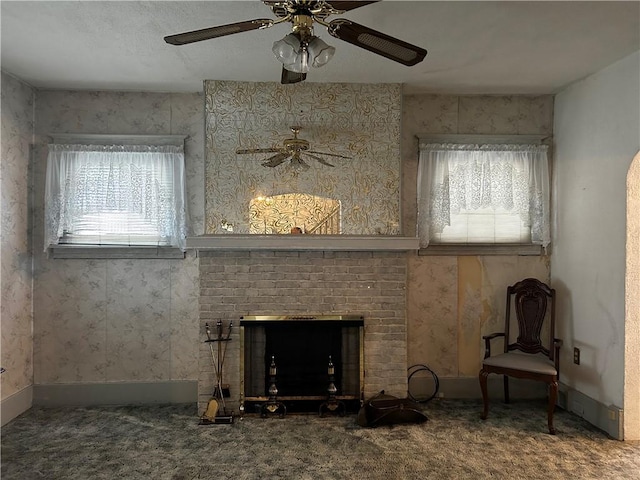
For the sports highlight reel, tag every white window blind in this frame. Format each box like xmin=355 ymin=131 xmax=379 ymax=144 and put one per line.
xmin=417 ymin=142 xmax=550 ymax=249
xmin=44 ymin=143 xmax=188 ymax=251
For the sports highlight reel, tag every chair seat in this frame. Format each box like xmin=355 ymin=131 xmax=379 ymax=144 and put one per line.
xmin=483 ymin=352 xmax=557 ymax=376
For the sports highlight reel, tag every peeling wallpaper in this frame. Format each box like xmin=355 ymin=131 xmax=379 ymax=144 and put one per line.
xmin=1 ymin=72 xmax=35 ymax=400
xmin=204 ymin=81 xmax=402 ymax=235
xmin=402 ymin=94 xmax=554 ymax=378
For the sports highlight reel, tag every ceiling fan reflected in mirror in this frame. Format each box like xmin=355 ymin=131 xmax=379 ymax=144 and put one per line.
xmin=236 ymin=126 xmax=351 ymax=169
xmin=164 ymin=0 xmax=427 ymax=84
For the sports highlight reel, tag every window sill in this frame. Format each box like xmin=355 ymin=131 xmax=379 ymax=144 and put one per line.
xmin=418 ymin=244 xmax=544 ymax=256
xmin=49 ymin=245 xmax=185 ymax=259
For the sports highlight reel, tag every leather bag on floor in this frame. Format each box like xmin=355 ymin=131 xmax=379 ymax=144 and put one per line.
xmin=357 ymin=391 xmax=428 ymax=427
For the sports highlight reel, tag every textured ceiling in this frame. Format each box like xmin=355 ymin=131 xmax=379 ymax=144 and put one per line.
xmin=1 ymin=1 xmax=639 ymax=94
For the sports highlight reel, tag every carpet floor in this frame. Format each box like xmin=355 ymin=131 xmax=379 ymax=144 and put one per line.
xmin=2 ymin=399 xmax=639 ymax=480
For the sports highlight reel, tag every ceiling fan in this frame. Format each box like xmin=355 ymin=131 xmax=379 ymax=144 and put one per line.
xmin=236 ymin=126 xmax=351 ymax=169
xmin=164 ymin=0 xmax=427 ymax=84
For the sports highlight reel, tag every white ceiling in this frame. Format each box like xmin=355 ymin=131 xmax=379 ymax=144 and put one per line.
xmin=1 ymin=1 xmax=639 ymax=94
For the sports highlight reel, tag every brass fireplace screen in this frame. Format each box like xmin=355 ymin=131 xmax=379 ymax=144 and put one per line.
xmin=239 ymin=315 xmax=364 ymax=412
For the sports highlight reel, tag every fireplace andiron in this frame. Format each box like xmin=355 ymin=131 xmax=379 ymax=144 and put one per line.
xmin=200 ymin=320 xmax=234 ymax=425
xmin=319 ymin=356 xmax=346 ymax=417
xmin=261 ymin=355 xmax=287 ymax=418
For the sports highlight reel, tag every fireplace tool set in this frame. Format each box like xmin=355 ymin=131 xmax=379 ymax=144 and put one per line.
xmin=200 ymin=320 xmax=234 ymax=425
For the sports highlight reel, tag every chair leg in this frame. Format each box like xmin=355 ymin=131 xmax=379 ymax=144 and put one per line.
xmin=479 ymin=369 xmax=489 ymax=420
xmin=547 ymin=381 xmax=558 ymax=435
xmin=503 ymin=375 xmax=510 ymax=404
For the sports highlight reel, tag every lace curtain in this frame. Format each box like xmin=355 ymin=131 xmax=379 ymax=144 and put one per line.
xmin=417 ymin=143 xmax=550 ymax=248
xmin=44 ymin=144 xmax=188 ymax=251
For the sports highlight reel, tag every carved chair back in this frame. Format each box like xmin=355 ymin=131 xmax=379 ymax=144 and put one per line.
xmin=504 ymin=278 xmax=556 ymax=361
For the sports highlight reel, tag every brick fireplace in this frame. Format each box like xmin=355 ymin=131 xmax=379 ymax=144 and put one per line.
xmin=197 ymin=248 xmax=411 ymax=414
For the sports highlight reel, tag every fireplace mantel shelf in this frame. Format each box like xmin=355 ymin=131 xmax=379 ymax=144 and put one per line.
xmin=186 ymin=235 xmax=419 ymax=251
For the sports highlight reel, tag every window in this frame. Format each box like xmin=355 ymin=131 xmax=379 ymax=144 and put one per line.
xmin=45 ymin=143 xmax=188 ymax=252
xmin=417 ymin=141 xmax=550 ymax=250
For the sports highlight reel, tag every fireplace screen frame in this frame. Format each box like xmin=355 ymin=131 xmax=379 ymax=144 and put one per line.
xmin=239 ymin=315 xmax=365 ymax=410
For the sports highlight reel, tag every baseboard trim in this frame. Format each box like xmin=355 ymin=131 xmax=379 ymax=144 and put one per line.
xmin=557 ymin=383 xmax=623 ymax=440
xmin=433 ymin=376 xmax=547 ymax=399
xmin=33 ymin=381 xmax=197 ymax=407
xmin=1 ymin=385 xmax=33 ymax=426
xmin=413 ymin=377 xmax=623 ymax=439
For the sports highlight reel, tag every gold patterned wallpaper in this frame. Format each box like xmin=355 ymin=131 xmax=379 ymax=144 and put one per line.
xmin=204 ymin=81 xmax=401 ymax=234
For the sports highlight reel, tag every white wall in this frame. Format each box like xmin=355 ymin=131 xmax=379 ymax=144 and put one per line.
xmin=552 ymin=51 xmax=640 ymax=423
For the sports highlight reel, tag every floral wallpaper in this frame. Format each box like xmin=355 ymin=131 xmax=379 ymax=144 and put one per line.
xmin=31 ymin=90 xmax=204 ymax=384
xmin=1 ymin=72 xmax=35 ymax=401
xmin=401 ymin=94 xmax=554 ymax=378
xmin=204 ymin=81 xmax=402 ymax=235
xmin=1 ymin=73 xmax=556 ymax=404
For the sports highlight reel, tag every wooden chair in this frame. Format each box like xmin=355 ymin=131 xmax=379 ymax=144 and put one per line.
xmin=479 ymin=278 xmax=562 ymax=434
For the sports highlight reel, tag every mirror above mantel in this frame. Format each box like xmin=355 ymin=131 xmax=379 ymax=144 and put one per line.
xmin=203 ymin=80 xmax=404 ymax=238
xmin=249 ymin=193 xmax=341 ymax=235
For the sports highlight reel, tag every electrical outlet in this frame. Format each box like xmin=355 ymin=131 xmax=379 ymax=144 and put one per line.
xmin=573 ymin=347 xmax=580 ymax=365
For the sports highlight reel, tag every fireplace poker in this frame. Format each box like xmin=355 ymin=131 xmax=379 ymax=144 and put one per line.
xmin=200 ymin=323 xmax=221 ymax=423
xmin=205 ymin=321 xmax=233 ymax=410
xmin=214 ymin=320 xmax=232 ymax=401
xmin=204 ymin=323 xmax=227 ymax=413
xmin=219 ymin=321 xmax=233 ymax=382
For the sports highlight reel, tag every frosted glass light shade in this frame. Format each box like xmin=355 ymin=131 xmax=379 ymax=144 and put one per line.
xmin=308 ymin=37 xmax=335 ymax=68
xmin=272 ymin=33 xmax=301 ymax=65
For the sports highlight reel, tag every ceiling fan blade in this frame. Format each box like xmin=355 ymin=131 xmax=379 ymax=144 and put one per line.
xmin=308 ymin=150 xmax=352 ymax=159
xmin=236 ymin=148 xmax=281 ymax=154
xmin=261 ymin=153 xmax=290 ymax=168
xmin=305 ymin=153 xmax=335 ymax=167
xmin=165 ymin=19 xmax=273 ymax=45
xmin=327 ymin=19 xmax=427 ymax=66
xmin=281 ymin=67 xmax=307 ymax=85
xmin=327 ymin=1 xmax=380 ymax=12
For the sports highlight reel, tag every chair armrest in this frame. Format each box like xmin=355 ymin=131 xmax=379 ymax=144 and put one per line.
xmin=553 ymin=338 xmax=563 ymax=374
xmin=482 ymin=332 xmax=505 ymax=359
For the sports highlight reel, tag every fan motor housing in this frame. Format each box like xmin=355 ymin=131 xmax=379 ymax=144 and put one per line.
xmin=284 ymin=138 xmax=310 ymax=151
xmin=271 ymin=0 xmax=328 ymax=17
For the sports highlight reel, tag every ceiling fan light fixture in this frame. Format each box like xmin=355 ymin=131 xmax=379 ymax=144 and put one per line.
xmin=166 ymin=1 xmax=428 ymax=83
xmin=273 ymin=32 xmax=335 ymax=73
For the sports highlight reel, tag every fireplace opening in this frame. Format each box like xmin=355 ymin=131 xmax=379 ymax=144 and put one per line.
xmin=240 ymin=315 xmax=364 ymax=414
xmin=265 ymin=322 xmax=343 ymax=396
